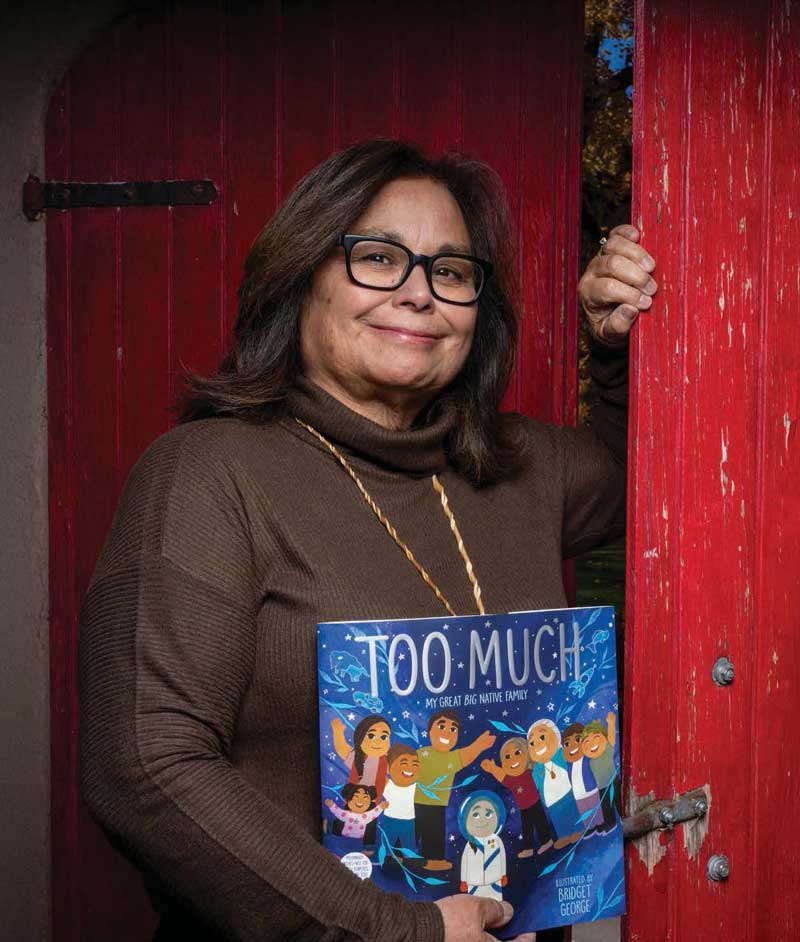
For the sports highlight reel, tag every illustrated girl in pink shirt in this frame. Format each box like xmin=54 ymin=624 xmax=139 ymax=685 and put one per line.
xmin=325 ymin=784 xmax=388 ymax=841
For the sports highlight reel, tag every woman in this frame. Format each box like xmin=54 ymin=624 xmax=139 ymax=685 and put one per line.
xmin=331 ymin=714 xmax=391 ymax=845
xmin=528 ymin=720 xmax=581 ymax=850
xmin=331 ymin=715 xmax=392 ymax=799
xmin=481 ymin=736 xmax=555 ymax=857
xmin=79 ymin=138 xmax=656 ymax=942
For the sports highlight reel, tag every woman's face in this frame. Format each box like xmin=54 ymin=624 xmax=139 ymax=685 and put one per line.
xmin=466 ymin=799 xmax=499 ymax=838
xmin=500 ymin=742 xmax=528 ymax=777
xmin=361 ymin=721 xmax=391 ymax=757
xmin=300 ymin=177 xmax=478 ymax=424
xmin=528 ymin=724 xmax=559 ymax=764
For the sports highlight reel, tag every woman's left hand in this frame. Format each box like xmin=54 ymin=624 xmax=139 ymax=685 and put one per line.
xmin=578 ymin=224 xmax=657 ymax=345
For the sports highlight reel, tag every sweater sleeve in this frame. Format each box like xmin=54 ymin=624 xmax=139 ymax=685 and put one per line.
xmin=364 ymin=805 xmax=386 ymax=824
xmin=560 ymin=334 xmax=629 ymax=559
xmin=78 ymin=424 xmax=443 ymax=942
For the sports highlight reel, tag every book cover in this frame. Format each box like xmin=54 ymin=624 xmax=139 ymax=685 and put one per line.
xmin=317 ymin=606 xmax=625 ymax=936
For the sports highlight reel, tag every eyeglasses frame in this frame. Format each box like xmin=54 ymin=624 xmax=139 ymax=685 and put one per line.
xmin=338 ymin=234 xmax=493 ymax=306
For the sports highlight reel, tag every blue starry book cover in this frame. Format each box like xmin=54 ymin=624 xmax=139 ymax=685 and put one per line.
xmin=316 ymin=606 xmax=625 ymax=936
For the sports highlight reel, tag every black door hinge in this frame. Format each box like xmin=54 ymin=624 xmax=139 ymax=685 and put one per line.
xmin=23 ymin=174 xmax=218 ymax=220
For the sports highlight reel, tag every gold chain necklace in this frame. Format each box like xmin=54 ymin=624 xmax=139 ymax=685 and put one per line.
xmin=294 ymin=417 xmax=485 ymax=617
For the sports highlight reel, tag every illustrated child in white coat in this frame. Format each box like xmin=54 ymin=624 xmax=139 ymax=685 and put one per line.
xmin=458 ymin=790 xmax=508 ymax=901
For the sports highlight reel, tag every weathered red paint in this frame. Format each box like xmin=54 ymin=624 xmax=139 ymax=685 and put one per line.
xmin=45 ymin=3 xmax=582 ymax=939
xmin=626 ymin=0 xmax=800 ymax=939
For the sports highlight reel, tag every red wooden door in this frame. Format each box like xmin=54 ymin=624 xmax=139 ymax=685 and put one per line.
xmin=46 ymin=2 xmax=583 ymax=939
xmin=626 ymin=0 xmax=800 ymax=939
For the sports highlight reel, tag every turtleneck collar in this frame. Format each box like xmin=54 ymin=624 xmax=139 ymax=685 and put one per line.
xmin=284 ymin=376 xmax=455 ymax=475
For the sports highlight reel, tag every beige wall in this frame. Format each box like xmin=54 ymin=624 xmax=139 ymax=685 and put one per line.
xmin=0 ymin=2 xmax=127 ymax=937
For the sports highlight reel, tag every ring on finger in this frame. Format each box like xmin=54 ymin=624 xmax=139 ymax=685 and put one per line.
xmin=597 ymin=236 xmax=608 ymax=257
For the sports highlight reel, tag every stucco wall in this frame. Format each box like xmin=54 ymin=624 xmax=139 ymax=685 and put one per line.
xmin=0 ymin=2 xmax=127 ymax=937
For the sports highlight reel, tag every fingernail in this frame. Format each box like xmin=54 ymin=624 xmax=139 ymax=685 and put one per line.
xmin=640 ymin=256 xmax=655 ymax=272
xmin=643 ymin=278 xmax=657 ymax=295
xmin=638 ymin=294 xmax=652 ymax=308
xmin=623 ymin=307 xmax=639 ymax=321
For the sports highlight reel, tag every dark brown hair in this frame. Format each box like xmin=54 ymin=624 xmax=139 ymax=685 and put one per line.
xmin=427 ymin=709 xmax=461 ymax=733
xmin=387 ymin=743 xmax=417 ymax=765
xmin=351 ymin=714 xmax=391 ymax=779
xmin=175 ymin=138 xmax=524 ymax=483
xmin=341 ymin=783 xmax=377 ymax=809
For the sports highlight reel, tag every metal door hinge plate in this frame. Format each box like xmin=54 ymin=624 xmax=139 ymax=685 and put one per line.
xmin=622 ymin=786 xmax=708 ymax=841
xmin=23 ymin=175 xmax=218 ymax=220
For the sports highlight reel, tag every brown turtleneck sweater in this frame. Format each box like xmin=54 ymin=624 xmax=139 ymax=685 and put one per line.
xmin=79 ymin=342 xmax=627 ymax=942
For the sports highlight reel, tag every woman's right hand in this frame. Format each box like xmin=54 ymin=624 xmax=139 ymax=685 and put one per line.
xmin=434 ymin=895 xmax=536 ymax=942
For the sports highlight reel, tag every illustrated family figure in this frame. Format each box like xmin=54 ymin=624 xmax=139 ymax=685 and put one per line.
xmin=483 ymin=711 xmax=621 ymax=856
xmin=325 ymin=708 xmax=620 ymax=900
xmin=328 ymin=710 xmax=495 ymax=870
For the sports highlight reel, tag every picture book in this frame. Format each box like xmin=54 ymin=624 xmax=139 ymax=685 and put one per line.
xmin=316 ymin=606 xmax=625 ymax=936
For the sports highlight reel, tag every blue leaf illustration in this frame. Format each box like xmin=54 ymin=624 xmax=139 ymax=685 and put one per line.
xmin=582 ymin=608 xmax=603 ymax=631
xmin=489 ymin=720 xmax=517 ymax=734
xmin=576 ymin=804 xmax=601 ymax=823
xmin=608 ymin=783 xmax=615 ymax=805
xmin=396 ymin=845 xmax=423 ymax=859
xmin=319 ymin=669 xmax=346 ymax=689
xmin=396 ymin=724 xmax=421 ymax=745
xmin=454 ymin=774 xmax=479 ymax=789
xmin=403 ymin=869 xmax=417 ymax=891
xmin=377 ymin=842 xmax=386 ymax=866
xmin=608 ymin=894 xmax=624 ymax=907
xmin=596 ymin=885 xmax=605 ymax=910
xmin=420 ymin=876 xmax=449 ymax=885
xmin=539 ymin=862 xmax=558 ymax=876
xmin=565 ymin=849 xmax=576 ymax=869
xmin=417 ymin=784 xmax=439 ymax=800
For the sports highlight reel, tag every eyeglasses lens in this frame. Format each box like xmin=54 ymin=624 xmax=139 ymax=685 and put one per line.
xmin=349 ymin=241 xmax=409 ymax=288
xmin=431 ymin=256 xmax=483 ymax=303
xmin=349 ymin=240 xmax=483 ymax=303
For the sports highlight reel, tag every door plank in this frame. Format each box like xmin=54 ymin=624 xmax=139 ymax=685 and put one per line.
xmin=171 ymin=0 xmax=225 ymax=380
xmin=46 ymin=4 xmax=585 ymax=938
xmin=628 ymin=1 xmax=800 ymax=940
xmin=119 ymin=8 xmax=172 ymax=478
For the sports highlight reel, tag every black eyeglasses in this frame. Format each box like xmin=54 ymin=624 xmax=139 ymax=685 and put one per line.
xmin=339 ymin=234 xmax=493 ymax=305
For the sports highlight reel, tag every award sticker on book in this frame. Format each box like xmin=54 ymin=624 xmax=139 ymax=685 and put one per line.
xmin=317 ymin=606 xmax=625 ymax=937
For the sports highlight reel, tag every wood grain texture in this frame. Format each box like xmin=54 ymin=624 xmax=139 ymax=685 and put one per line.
xmin=46 ymin=3 xmax=583 ymax=938
xmin=748 ymin=3 xmax=800 ymax=939
xmin=171 ymin=1 xmax=225 ymax=378
xmin=119 ymin=11 xmax=172 ymax=478
xmin=516 ymin=0 xmax=583 ymax=424
xmin=46 ymin=75 xmax=78 ymax=942
xmin=627 ymin=1 xmax=800 ymax=939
